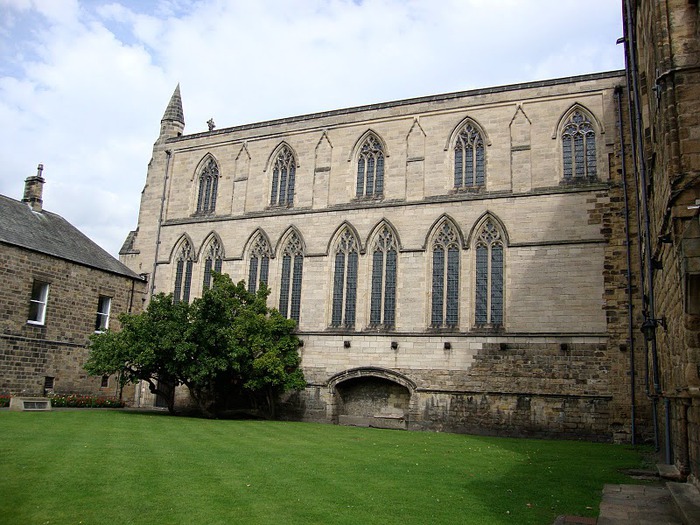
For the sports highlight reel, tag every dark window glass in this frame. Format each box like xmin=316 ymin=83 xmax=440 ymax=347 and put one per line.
xmin=196 ymin=158 xmax=219 ymax=214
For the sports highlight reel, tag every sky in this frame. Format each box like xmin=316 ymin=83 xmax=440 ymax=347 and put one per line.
xmin=0 ymin=0 xmax=625 ymax=257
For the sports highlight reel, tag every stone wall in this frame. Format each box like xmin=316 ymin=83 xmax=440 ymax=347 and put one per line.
xmin=629 ymin=0 xmax=700 ymax=480
xmin=0 ymin=243 xmax=146 ymax=397
xmin=124 ymin=70 xmax=645 ymax=442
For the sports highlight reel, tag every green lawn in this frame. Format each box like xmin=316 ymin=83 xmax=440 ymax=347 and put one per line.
xmin=0 ymin=411 xmax=649 ymax=525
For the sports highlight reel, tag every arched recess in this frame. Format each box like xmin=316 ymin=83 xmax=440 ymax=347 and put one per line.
xmin=328 ymin=367 xmax=416 ymax=428
xmin=198 ymin=231 xmax=225 ymax=260
xmin=263 ymin=141 xmax=299 ymax=172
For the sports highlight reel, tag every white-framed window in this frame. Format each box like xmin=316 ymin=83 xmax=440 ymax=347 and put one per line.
xmin=95 ymin=295 xmax=112 ymax=332
xmin=28 ymin=280 xmax=49 ymax=325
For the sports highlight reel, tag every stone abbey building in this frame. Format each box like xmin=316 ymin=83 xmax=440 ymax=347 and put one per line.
xmin=114 ymin=2 xmax=700 ymax=484
xmin=121 ymin=69 xmax=643 ymax=441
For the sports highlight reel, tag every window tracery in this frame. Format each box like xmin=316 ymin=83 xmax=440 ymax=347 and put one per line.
xmin=196 ymin=158 xmax=219 ymax=214
xmin=356 ymin=135 xmax=384 ymax=198
xmin=562 ymin=110 xmax=596 ymax=181
xmin=370 ymin=226 xmax=397 ymax=329
xmin=454 ymin=124 xmax=485 ymax=189
xmin=202 ymin=238 xmax=223 ymax=291
xmin=331 ymin=229 xmax=359 ymax=328
xmin=174 ymin=240 xmax=194 ymax=303
xmin=475 ymin=219 xmax=503 ymax=327
xmin=248 ymin=234 xmax=271 ymax=294
xmin=279 ymin=232 xmax=304 ymax=323
xmin=270 ymin=146 xmax=296 ymax=207
xmin=431 ymin=221 xmax=460 ymax=328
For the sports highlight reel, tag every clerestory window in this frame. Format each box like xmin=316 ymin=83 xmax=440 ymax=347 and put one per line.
xmin=331 ymin=229 xmax=359 ymax=328
xmin=474 ymin=219 xmax=504 ymax=327
xmin=270 ymin=146 xmax=296 ymax=207
xmin=369 ymin=226 xmax=397 ymax=329
xmin=279 ymin=232 xmax=304 ymax=324
xmin=454 ymin=124 xmax=485 ymax=189
xmin=431 ymin=222 xmax=460 ymax=328
xmin=356 ymin=135 xmax=384 ymax=198
xmin=173 ymin=241 xmax=194 ymax=303
xmin=562 ymin=110 xmax=596 ymax=181
xmin=248 ymin=234 xmax=271 ymax=294
xmin=196 ymin=158 xmax=219 ymax=214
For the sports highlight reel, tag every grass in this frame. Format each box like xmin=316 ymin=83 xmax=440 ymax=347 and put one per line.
xmin=0 ymin=411 xmax=650 ymax=525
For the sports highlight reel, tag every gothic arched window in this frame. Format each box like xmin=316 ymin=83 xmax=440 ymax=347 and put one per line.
xmin=174 ymin=240 xmax=194 ymax=303
xmin=370 ymin=226 xmax=397 ymax=329
xmin=270 ymin=146 xmax=296 ymax=207
xmin=202 ymin=238 xmax=223 ymax=291
xmin=356 ymin=135 xmax=384 ymax=198
xmin=279 ymin=232 xmax=304 ymax=324
xmin=331 ymin=229 xmax=359 ymax=328
xmin=431 ymin=221 xmax=460 ymax=328
xmin=454 ymin=124 xmax=485 ymax=189
xmin=475 ymin=219 xmax=504 ymax=327
xmin=196 ymin=158 xmax=219 ymax=214
xmin=562 ymin=110 xmax=596 ymax=181
xmin=248 ymin=234 xmax=271 ymax=294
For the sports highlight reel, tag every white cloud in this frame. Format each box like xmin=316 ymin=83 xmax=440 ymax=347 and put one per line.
xmin=0 ymin=0 xmax=623 ymax=256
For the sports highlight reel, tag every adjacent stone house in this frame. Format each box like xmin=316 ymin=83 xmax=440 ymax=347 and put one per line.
xmin=0 ymin=167 xmax=147 ymax=399
xmin=121 ymin=70 xmax=644 ymax=441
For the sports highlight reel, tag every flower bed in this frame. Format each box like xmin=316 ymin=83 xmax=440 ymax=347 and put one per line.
xmin=48 ymin=394 xmax=124 ymax=408
xmin=0 ymin=395 xmax=10 ymax=408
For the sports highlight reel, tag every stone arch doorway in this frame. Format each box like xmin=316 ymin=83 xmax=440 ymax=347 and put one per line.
xmin=328 ymin=368 xmax=415 ymax=430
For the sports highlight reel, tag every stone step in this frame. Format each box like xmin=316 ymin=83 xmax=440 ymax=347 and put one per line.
xmin=666 ymin=482 xmax=700 ymax=525
xmin=657 ymin=463 xmax=687 ymax=482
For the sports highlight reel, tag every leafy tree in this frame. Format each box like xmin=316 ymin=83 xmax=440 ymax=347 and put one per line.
xmin=86 ymin=273 xmax=305 ymax=417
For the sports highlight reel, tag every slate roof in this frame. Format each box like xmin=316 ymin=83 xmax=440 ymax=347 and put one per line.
xmin=0 ymin=193 xmax=142 ymax=280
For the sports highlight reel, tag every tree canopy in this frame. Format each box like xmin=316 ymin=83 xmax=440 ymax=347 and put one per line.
xmin=86 ymin=273 xmax=305 ymax=417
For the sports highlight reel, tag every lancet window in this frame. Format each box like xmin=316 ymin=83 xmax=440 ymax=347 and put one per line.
xmin=562 ymin=110 xmax=596 ymax=181
xmin=270 ymin=146 xmax=296 ymax=207
xmin=331 ymin=229 xmax=359 ymax=328
xmin=196 ymin=158 xmax=219 ymax=214
xmin=248 ymin=234 xmax=271 ymax=294
xmin=475 ymin=219 xmax=504 ymax=327
xmin=279 ymin=232 xmax=304 ymax=324
xmin=454 ymin=124 xmax=485 ymax=189
xmin=202 ymin=238 xmax=223 ymax=291
xmin=370 ymin=226 xmax=397 ymax=329
xmin=431 ymin=222 xmax=460 ymax=328
xmin=356 ymin=135 xmax=384 ymax=198
xmin=173 ymin=240 xmax=194 ymax=303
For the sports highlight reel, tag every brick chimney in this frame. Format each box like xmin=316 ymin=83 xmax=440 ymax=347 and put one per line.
xmin=22 ymin=164 xmax=45 ymax=212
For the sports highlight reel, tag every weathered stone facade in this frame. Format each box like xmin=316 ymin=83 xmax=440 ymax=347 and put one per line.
xmin=0 ymin=177 xmax=147 ymax=399
xmin=122 ymin=71 xmax=644 ymax=441
xmin=623 ymin=0 xmax=700 ymax=482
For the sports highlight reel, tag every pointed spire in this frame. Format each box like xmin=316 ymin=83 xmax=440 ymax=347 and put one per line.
xmin=162 ymin=84 xmax=184 ymax=125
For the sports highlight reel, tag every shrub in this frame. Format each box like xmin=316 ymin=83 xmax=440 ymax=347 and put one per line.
xmin=48 ymin=394 xmax=124 ymax=408
xmin=0 ymin=395 xmax=10 ymax=408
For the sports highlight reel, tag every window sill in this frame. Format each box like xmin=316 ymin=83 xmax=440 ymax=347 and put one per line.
xmin=26 ymin=320 xmax=45 ymax=326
